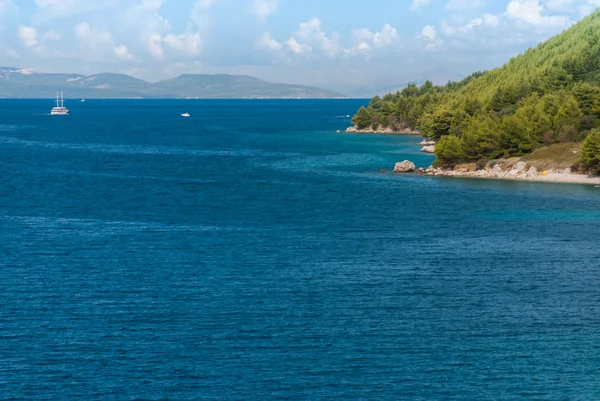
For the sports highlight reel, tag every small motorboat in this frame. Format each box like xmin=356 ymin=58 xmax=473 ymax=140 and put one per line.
xmin=181 ymin=112 xmax=190 ymax=117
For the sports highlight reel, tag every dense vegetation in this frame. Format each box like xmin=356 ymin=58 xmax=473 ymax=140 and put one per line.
xmin=352 ymin=10 xmax=600 ymax=171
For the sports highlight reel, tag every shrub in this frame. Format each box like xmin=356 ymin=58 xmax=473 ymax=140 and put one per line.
xmin=558 ymin=124 xmax=577 ymax=142
xmin=476 ymin=159 xmax=489 ymax=170
xmin=579 ymin=115 xmax=598 ymax=130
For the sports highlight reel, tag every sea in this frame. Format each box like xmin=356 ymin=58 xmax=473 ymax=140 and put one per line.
xmin=1 ymin=99 xmax=600 ymax=400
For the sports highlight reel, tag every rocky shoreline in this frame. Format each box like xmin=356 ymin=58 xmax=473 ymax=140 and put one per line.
xmin=419 ymin=140 xmax=436 ymax=154
xmin=398 ymin=160 xmax=600 ymax=185
xmin=346 ymin=125 xmax=419 ymax=135
xmin=349 ymin=125 xmax=598 ymax=185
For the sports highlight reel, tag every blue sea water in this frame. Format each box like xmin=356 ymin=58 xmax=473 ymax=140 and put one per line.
xmin=1 ymin=99 xmax=600 ymax=400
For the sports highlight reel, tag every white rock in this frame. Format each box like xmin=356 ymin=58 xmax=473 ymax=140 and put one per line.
xmin=526 ymin=167 xmax=538 ymax=178
xmin=514 ymin=161 xmax=527 ymax=173
xmin=491 ymin=164 xmax=502 ymax=177
xmin=394 ymin=160 xmax=416 ymax=173
xmin=419 ymin=140 xmax=436 ymax=146
xmin=421 ymin=145 xmax=436 ymax=154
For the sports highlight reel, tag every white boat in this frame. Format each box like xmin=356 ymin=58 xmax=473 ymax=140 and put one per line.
xmin=81 ymin=99 xmax=86 ymax=103
xmin=181 ymin=112 xmax=190 ymax=117
xmin=51 ymin=92 xmax=68 ymax=115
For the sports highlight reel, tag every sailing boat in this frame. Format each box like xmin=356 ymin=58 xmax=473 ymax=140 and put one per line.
xmin=51 ymin=92 xmax=68 ymax=115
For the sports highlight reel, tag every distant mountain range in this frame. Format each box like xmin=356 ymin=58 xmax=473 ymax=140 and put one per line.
xmin=0 ymin=67 xmax=345 ymax=99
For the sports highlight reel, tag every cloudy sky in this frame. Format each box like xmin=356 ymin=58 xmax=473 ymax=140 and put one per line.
xmin=0 ymin=0 xmax=599 ymax=91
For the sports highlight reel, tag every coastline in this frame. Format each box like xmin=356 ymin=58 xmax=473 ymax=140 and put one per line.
xmin=346 ymin=125 xmax=420 ymax=135
xmin=422 ymin=162 xmax=600 ymax=185
xmin=344 ymin=123 xmax=598 ymax=185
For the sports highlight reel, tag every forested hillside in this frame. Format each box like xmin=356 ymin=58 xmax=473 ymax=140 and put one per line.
xmin=352 ymin=9 xmax=600 ymax=171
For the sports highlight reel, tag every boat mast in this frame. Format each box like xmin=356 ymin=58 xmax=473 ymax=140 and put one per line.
xmin=61 ymin=92 xmax=64 ymax=108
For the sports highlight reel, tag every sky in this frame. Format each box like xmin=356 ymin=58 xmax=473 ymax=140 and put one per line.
xmin=1 ymin=0 xmax=599 ymax=92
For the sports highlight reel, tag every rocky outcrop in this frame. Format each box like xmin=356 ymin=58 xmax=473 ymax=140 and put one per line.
xmin=526 ymin=167 xmax=539 ymax=178
xmin=420 ymin=161 xmax=600 ymax=184
xmin=346 ymin=125 xmax=420 ymax=134
xmin=419 ymin=140 xmax=436 ymax=146
xmin=394 ymin=160 xmax=416 ymax=173
xmin=421 ymin=145 xmax=436 ymax=154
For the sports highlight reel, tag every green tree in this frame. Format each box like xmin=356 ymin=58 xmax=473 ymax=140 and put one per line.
xmin=572 ymin=82 xmax=599 ymax=114
xmin=434 ymin=135 xmax=465 ymax=167
xmin=352 ymin=106 xmax=373 ymax=129
xmin=580 ymin=129 xmax=600 ymax=172
xmin=428 ymin=109 xmax=455 ymax=140
xmin=515 ymin=94 xmax=553 ymax=142
xmin=368 ymin=96 xmax=383 ymax=111
xmin=499 ymin=115 xmax=539 ymax=156
xmin=461 ymin=114 xmax=503 ymax=160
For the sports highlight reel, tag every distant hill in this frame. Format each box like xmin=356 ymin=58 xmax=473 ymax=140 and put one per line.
xmin=351 ymin=9 xmax=600 ymax=170
xmin=0 ymin=68 xmax=345 ymax=99
xmin=332 ymin=68 xmax=465 ymax=98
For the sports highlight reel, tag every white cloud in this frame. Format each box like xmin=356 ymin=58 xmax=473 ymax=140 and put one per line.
xmin=44 ymin=30 xmax=62 ymax=41
xmin=286 ymin=37 xmax=311 ymax=54
xmin=506 ymin=0 xmax=570 ymax=29
xmin=257 ymin=32 xmax=283 ymax=50
xmin=348 ymin=41 xmax=371 ymax=55
xmin=124 ymin=1 xmax=169 ymax=59
xmin=373 ymin=24 xmax=399 ymax=47
xmin=425 ymin=40 xmax=444 ymax=51
xmin=420 ymin=25 xmax=443 ymax=51
xmin=19 ymin=26 xmax=38 ymax=47
xmin=121 ymin=0 xmax=206 ymax=60
xmin=163 ymin=32 xmax=202 ymax=56
xmin=114 ymin=44 xmax=134 ymax=60
xmin=146 ymin=34 xmax=164 ymax=58
xmin=445 ymin=0 xmax=484 ymax=10
xmin=440 ymin=12 xmax=502 ymax=38
xmin=286 ymin=18 xmax=343 ymax=57
xmin=262 ymin=21 xmax=398 ymax=58
xmin=440 ymin=22 xmax=455 ymax=37
xmin=410 ymin=0 xmax=431 ymax=10
xmin=33 ymin=0 xmax=121 ymax=22
xmin=351 ymin=24 xmax=399 ymax=53
xmin=74 ymin=22 xmax=134 ymax=61
xmin=253 ymin=0 xmax=278 ymax=20
xmin=483 ymin=13 xmax=500 ymax=27
xmin=421 ymin=25 xmax=438 ymax=41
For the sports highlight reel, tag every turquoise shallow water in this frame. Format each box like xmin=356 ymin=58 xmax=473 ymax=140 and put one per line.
xmin=1 ymin=99 xmax=600 ymax=399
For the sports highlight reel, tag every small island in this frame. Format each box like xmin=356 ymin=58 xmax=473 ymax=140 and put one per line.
xmin=349 ymin=10 xmax=600 ymax=179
